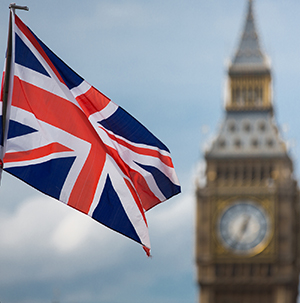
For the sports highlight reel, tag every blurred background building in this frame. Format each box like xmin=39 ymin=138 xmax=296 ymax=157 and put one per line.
xmin=196 ymin=0 xmax=300 ymax=302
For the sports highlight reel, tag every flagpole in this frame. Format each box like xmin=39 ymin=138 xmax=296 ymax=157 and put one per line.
xmin=9 ymin=3 xmax=29 ymax=11
xmin=1 ymin=3 xmax=28 ymax=168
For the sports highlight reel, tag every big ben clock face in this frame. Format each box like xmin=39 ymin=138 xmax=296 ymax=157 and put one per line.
xmin=218 ymin=201 xmax=271 ymax=255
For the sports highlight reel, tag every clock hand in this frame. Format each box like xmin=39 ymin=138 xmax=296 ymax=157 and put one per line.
xmin=231 ymin=215 xmax=251 ymax=248
xmin=239 ymin=214 xmax=251 ymax=238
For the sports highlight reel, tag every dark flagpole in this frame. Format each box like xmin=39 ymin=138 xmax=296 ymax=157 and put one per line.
xmin=1 ymin=3 xmax=28 ymax=167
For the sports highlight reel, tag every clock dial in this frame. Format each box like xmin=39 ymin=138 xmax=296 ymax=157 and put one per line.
xmin=218 ymin=201 xmax=270 ymax=254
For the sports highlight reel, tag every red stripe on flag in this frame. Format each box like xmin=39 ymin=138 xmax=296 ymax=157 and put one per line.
xmin=15 ymin=15 xmax=65 ymax=85
xmin=4 ymin=142 xmax=73 ymax=163
xmin=124 ymin=178 xmax=148 ymax=226
xmin=143 ymin=246 xmax=151 ymax=257
xmin=105 ymin=145 xmax=162 ymax=211
xmin=67 ymin=143 xmax=106 ymax=213
xmin=0 ymin=71 xmax=4 ymax=101
xmin=12 ymin=77 xmax=99 ymax=141
xmin=99 ymin=125 xmax=174 ymax=168
xmin=12 ymin=77 xmax=107 ymax=213
xmin=76 ymin=86 xmax=111 ymax=117
xmin=127 ymin=168 xmax=162 ymax=211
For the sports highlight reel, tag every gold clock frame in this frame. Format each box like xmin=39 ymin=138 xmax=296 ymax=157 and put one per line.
xmin=212 ymin=196 xmax=275 ymax=260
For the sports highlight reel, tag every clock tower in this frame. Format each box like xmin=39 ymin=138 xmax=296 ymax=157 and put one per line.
xmin=196 ymin=1 xmax=300 ymax=303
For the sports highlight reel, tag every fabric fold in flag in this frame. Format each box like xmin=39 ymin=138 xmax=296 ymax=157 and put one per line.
xmin=0 ymin=12 xmax=181 ymax=255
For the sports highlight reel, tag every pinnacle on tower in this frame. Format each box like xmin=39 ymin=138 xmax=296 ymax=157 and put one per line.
xmin=226 ymin=0 xmax=272 ymax=111
xmin=229 ymin=0 xmax=270 ymax=73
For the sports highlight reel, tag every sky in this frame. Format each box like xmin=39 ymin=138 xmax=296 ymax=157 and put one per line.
xmin=0 ymin=0 xmax=300 ymax=302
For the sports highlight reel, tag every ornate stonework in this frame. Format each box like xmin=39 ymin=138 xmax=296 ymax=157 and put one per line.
xmin=196 ymin=1 xmax=300 ymax=302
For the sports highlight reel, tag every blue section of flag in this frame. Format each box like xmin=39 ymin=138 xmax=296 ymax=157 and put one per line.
xmin=7 ymin=119 xmax=37 ymax=139
xmin=135 ymin=162 xmax=181 ymax=199
xmin=15 ymin=33 xmax=50 ymax=77
xmin=6 ymin=157 xmax=76 ymax=199
xmin=0 ymin=116 xmax=37 ymax=145
xmin=29 ymin=30 xmax=84 ymax=90
xmin=98 ymin=107 xmax=170 ymax=152
xmin=92 ymin=175 xmax=141 ymax=244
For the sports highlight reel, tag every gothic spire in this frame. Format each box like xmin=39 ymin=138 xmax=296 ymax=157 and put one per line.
xmin=229 ymin=0 xmax=270 ymax=73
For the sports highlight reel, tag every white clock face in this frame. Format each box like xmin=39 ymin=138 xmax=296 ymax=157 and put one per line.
xmin=218 ymin=201 xmax=270 ymax=254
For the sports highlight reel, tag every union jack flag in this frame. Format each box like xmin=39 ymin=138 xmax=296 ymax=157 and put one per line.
xmin=0 ymin=12 xmax=180 ymax=255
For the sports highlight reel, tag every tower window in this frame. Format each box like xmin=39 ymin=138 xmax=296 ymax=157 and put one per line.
xmin=243 ymin=121 xmax=251 ymax=132
xmin=234 ymin=167 xmax=239 ymax=180
xmin=268 ymin=165 xmax=273 ymax=178
xmin=255 ymin=87 xmax=263 ymax=105
xmin=266 ymin=138 xmax=274 ymax=147
xmin=251 ymin=167 xmax=256 ymax=181
xmin=216 ymin=167 xmax=221 ymax=180
xmin=219 ymin=139 xmax=226 ymax=148
xmin=258 ymin=121 xmax=266 ymax=132
xmin=242 ymin=88 xmax=247 ymax=104
xmin=260 ymin=166 xmax=265 ymax=180
xmin=252 ymin=138 xmax=259 ymax=148
xmin=228 ymin=122 xmax=236 ymax=132
xmin=243 ymin=167 xmax=247 ymax=180
xmin=234 ymin=139 xmax=242 ymax=148
xmin=224 ymin=167 xmax=230 ymax=180
xmin=247 ymin=87 xmax=254 ymax=105
xmin=230 ymin=84 xmax=264 ymax=108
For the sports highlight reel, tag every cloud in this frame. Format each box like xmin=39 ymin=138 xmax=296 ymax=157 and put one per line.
xmin=0 ymin=194 xmax=125 ymax=281
xmin=0 ymin=174 xmax=196 ymax=296
xmin=50 ymin=207 xmax=95 ymax=253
